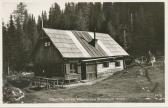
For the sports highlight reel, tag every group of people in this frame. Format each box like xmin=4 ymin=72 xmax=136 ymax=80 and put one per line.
xmin=134 ymin=50 xmax=156 ymax=66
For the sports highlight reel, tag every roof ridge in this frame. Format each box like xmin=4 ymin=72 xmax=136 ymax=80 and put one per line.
xmin=43 ymin=28 xmax=108 ymax=35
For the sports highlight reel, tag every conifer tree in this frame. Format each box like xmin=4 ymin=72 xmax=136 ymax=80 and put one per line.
xmin=48 ymin=3 xmax=61 ymax=28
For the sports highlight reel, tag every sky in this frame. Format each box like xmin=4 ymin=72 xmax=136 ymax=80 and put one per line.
xmin=1 ymin=0 xmax=107 ymax=24
xmin=1 ymin=0 xmax=66 ymax=24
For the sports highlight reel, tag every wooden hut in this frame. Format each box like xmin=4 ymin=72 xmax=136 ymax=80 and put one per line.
xmin=33 ymin=28 xmax=128 ymax=82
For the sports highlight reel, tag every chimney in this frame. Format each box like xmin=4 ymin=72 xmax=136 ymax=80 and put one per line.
xmin=94 ymin=29 xmax=96 ymax=41
xmin=90 ymin=28 xmax=98 ymax=48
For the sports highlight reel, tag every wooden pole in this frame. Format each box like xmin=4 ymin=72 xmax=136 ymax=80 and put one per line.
xmin=95 ymin=61 xmax=97 ymax=78
xmin=121 ymin=56 xmax=126 ymax=69
xmin=41 ymin=17 xmax=44 ymax=39
xmin=41 ymin=17 xmax=43 ymax=28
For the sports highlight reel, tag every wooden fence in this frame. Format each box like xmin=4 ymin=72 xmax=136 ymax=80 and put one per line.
xmin=6 ymin=72 xmax=34 ymax=81
xmin=31 ymin=76 xmax=65 ymax=89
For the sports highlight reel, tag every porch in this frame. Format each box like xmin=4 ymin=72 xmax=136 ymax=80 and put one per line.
xmin=31 ymin=73 xmax=81 ymax=89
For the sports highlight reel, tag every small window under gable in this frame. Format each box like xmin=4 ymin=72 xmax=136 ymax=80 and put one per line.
xmin=44 ymin=42 xmax=51 ymax=47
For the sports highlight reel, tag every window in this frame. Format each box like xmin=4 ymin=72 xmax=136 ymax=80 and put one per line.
xmin=103 ymin=62 xmax=109 ymax=68
xmin=115 ymin=61 xmax=120 ymax=67
xmin=44 ymin=42 xmax=50 ymax=47
xmin=44 ymin=42 xmax=48 ymax=47
xmin=70 ymin=63 xmax=78 ymax=73
xmin=47 ymin=42 xmax=50 ymax=46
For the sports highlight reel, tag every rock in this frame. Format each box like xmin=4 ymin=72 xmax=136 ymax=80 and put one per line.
xmin=3 ymin=87 xmax=24 ymax=103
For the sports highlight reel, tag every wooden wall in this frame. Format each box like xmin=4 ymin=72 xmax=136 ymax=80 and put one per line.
xmin=97 ymin=60 xmax=124 ymax=76
xmin=34 ymin=39 xmax=63 ymax=64
xmin=34 ymin=63 xmax=64 ymax=77
xmin=64 ymin=60 xmax=81 ymax=80
xmin=64 ymin=60 xmax=97 ymax=80
xmin=34 ymin=39 xmax=64 ymax=77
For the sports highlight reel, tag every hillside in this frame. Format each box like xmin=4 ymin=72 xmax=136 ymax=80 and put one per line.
xmin=21 ymin=59 xmax=164 ymax=103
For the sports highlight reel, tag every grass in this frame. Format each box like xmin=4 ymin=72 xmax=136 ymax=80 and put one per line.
xmin=8 ymin=60 xmax=165 ymax=103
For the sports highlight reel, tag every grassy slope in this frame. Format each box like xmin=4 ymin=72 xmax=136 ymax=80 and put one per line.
xmin=22 ymin=60 xmax=164 ymax=103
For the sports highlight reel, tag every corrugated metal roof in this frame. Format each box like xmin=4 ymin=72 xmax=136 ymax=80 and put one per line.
xmin=88 ymin=32 xmax=129 ymax=56
xmin=43 ymin=28 xmax=128 ymax=58
xmin=72 ymin=31 xmax=108 ymax=57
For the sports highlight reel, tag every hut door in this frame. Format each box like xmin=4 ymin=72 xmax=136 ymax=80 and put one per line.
xmin=81 ymin=62 xmax=86 ymax=80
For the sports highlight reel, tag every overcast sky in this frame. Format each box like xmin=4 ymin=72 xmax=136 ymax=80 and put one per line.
xmin=1 ymin=0 xmax=156 ymax=24
xmin=1 ymin=0 xmax=104 ymax=24
xmin=1 ymin=0 xmax=66 ymax=24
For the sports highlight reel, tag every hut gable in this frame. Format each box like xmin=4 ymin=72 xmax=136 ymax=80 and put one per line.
xmin=34 ymin=39 xmax=63 ymax=64
xmin=43 ymin=28 xmax=86 ymax=58
xmin=43 ymin=28 xmax=129 ymax=58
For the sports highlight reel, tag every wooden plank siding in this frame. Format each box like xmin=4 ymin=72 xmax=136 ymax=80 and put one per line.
xmin=34 ymin=38 xmax=64 ymax=77
xmin=34 ymin=63 xmax=64 ymax=77
xmin=97 ymin=60 xmax=124 ymax=77
xmin=34 ymin=39 xmax=63 ymax=64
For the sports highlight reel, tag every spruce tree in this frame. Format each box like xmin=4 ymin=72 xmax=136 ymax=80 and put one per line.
xmin=48 ymin=3 xmax=61 ymax=28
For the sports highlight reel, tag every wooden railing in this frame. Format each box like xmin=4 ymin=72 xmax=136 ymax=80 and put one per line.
xmin=31 ymin=74 xmax=81 ymax=89
xmin=65 ymin=74 xmax=80 ymax=80
xmin=32 ymin=76 xmax=65 ymax=89
xmin=6 ymin=72 xmax=34 ymax=81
